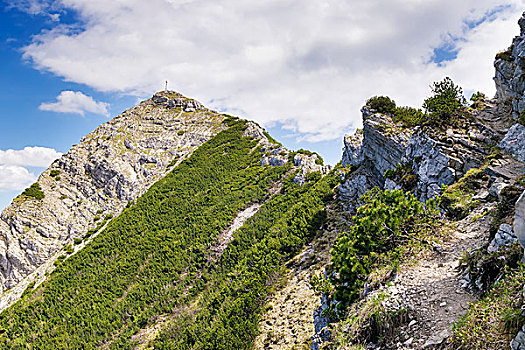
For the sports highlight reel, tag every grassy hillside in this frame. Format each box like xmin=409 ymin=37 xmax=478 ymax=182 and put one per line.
xmin=0 ymin=119 xmax=339 ymax=349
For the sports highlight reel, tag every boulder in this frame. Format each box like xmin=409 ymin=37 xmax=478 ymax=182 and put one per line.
xmin=499 ymin=124 xmax=525 ymax=163
xmin=487 ymin=224 xmax=518 ymax=253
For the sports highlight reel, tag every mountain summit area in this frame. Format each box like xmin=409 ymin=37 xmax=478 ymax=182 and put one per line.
xmin=0 ymin=11 xmax=525 ymax=350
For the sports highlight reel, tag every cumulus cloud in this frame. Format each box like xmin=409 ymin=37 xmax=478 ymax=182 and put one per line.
xmin=0 ymin=165 xmax=36 ymax=191
xmin=0 ymin=147 xmax=62 ymax=167
xmin=0 ymin=147 xmax=62 ymax=192
xmin=21 ymin=0 xmax=525 ymax=140
xmin=39 ymin=91 xmax=110 ymax=116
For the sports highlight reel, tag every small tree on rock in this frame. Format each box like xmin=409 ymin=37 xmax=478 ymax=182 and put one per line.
xmin=423 ymin=77 xmax=466 ymax=124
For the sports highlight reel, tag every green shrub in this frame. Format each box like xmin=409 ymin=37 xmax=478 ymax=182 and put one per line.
xmin=393 ymin=106 xmax=426 ymax=127
xmin=50 ymin=170 xmax=60 ymax=177
xmin=177 ymin=130 xmax=185 ymax=136
xmin=64 ymin=245 xmax=74 ymax=254
xmin=470 ymin=91 xmax=486 ymax=102
xmin=422 ymin=77 xmax=467 ymax=124
xmin=383 ymin=162 xmax=417 ymax=191
xmin=73 ymin=238 xmax=82 ymax=245
xmin=22 ymin=183 xmax=45 ymax=200
xmin=366 ymin=96 xmax=396 ymax=115
xmin=330 ymin=189 xmax=440 ymax=308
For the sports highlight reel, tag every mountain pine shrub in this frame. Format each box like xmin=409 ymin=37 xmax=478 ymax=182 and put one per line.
xmin=366 ymin=96 xmax=397 ymax=115
xmin=330 ymin=189 xmax=440 ymax=309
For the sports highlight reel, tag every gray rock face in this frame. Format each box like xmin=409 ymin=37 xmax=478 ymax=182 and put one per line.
xmin=511 ymin=325 xmax=525 ymax=350
xmin=405 ymin=133 xmax=457 ymax=201
xmin=494 ymin=12 xmax=525 ymax=118
xmin=341 ymin=131 xmax=364 ymax=167
xmin=487 ymin=223 xmax=518 ymax=253
xmin=338 ymin=108 xmax=410 ymax=207
xmin=515 ymin=191 xmax=525 ymax=250
xmin=360 ymin=109 xmax=411 ymax=178
xmin=0 ymin=91 xmax=228 ymax=303
xmin=338 ymin=107 xmax=485 ymax=208
xmin=499 ymin=124 xmax=525 ymax=163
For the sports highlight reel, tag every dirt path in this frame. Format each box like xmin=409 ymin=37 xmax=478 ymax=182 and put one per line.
xmin=383 ymin=202 xmax=496 ymax=349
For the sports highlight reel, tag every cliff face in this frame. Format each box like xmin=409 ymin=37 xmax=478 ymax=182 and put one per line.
xmin=0 ymin=91 xmax=227 ymax=296
xmin=339 ymin=107 xmax=490 ymax=205
xmin=494 ymin=12 xmax=525 ymax=119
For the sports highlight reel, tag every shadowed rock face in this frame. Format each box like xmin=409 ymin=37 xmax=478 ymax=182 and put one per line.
xmin=0 ymin=91 xmax=227 ymax=294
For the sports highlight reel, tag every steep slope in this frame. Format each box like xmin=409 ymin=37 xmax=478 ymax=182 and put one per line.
xmin=0 ymin=114 xmax=336 ymax=349
xmin=0 ymin=91 xmax=228 ymax=309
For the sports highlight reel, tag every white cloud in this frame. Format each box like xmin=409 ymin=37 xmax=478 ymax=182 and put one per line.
xmin=0 ymin=147 xmax=62 ymax=167
xmin=6 ymin=0 xmax=60 ymax=20
xmin=0 ymin=165 xmax=36 ymax=191
xmin=0 ymin=147 xmax=62 ymax=192
xmin=21 ymin=0 xmax=525 ymax=141
xmin=39 ymin=91 xmax=110 ymax=116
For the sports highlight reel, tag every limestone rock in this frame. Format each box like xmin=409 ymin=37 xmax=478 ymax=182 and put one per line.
xmin=341 ymin=131 xmax=364 ymax=167
xmin=487 ymin=224 xmax=518 ymax=253
xmin=360 ymin=108 xmax=411 ymax=178
xmin=337 ymin=106 xmax=485 ymax=208
xmin=489 ymin=181 xmax=509 ymax=200
xmin=511 ymin=325 xmax=525 ymax=350
xmin=499 ymin=124 xmax=525 ymax=163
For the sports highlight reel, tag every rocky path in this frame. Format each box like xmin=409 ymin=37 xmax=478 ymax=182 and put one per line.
xmin=383 ymin=203 xmax=496 ymax=349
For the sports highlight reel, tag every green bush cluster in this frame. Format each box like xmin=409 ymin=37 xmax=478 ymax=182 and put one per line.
xmin=330 ymin=189 xmax=440 ymax=308
xmin=366 ymin=96 xmax=396 ymax=115
xmin=21 ymin=183 xmax=45 ymax=200
xmin=495 ymin=46 xmax=513 ymax=62
xmin=392 ymin=106 xmax=425 ymax=127
xmin=50 ymin=170 xmax=61 ymax=181
xmin=364 ymin=77 xmax=467 ymax=128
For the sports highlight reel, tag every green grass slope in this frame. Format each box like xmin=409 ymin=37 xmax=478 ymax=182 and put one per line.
xmin=0 ymin=119 xmax=339 ymax=349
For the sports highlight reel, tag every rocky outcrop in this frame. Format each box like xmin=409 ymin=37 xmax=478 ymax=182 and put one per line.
xmin=494 ymin=12 xmax=525 ymax=119
xmin=0 ymin=91 xmax=228 ymax=301
xmin=341 ymin=131 xmax=364 ymax=167
xmin=338 ymin=107 xmax=487 ymax=206
xmin=338 ymin=108 xmax=411 ymax=209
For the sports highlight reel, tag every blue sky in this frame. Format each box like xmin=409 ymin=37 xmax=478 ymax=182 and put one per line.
xmin=0 ymin=0 xmax=523 ymax=210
